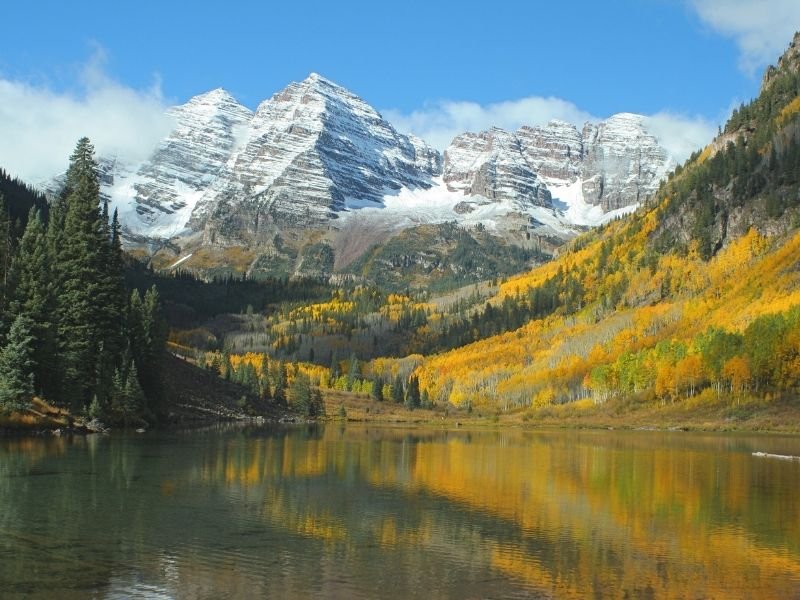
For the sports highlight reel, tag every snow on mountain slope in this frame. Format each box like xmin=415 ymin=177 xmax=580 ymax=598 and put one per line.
xmin=211 ymin=73 xmax=442 ymax=223
xmin=441 ymin=115 xmax=673 ymax=216
xmin=443 ymin=127 xmax=552 ymax=210
xmin=66 ymin=74 xmax=673 ymax=246
xmin=547 ymin=178 xmax=638 ymax=226
xmin=580 ymin=113 xmax=673 ymax=211
xmin=106 ymin=88 xmax=253 ymax=237
xmin=337 ymin=176 xmax=574 ymax=239
xmin=102 ymin=74 xmax=443 ymax=238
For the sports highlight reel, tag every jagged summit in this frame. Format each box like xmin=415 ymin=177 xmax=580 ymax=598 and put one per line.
xmin=68 ymin=73 xmax=674 ymax=248
xmin=444 ymin=113 xmax=672 ymax=216
xmin=100 ymin=74 xmax=442 ymax=240
xmin=763 ymin=31 xmax=800 ymax=89
xmin=443 ymin=127 xmax=552 ymax=210
xmin=189 ymin=87 xmax=239 ymax=103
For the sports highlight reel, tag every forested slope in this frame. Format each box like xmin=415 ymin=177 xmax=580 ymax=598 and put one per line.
xmin=398 ymin=32 xmax=800 ymax=414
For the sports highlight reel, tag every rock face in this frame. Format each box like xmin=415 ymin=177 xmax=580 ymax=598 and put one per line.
xmin=81 ymin=73 xmax=672 ymax=245
xmin=443 ymin=114 xmax=672 ymax=212
xmin=762 ymin=31 xmax=800 ymax=89
xmin=580 ymin=113 xmax=672 ymax=211
xmin=105 ymin=74 xmax=442 ymax=240
xmin=123 ymin=89 xmax=253 ymax=237
xmin=516 ymin=120 xmax=584 ymax=182
xmin=443 ymin=127 xmax=552 ymax=209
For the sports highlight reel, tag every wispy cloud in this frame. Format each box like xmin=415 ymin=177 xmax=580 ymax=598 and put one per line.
xmin=687 ymin=0 xmax=800 ymax=74
xmin=0 ymin=49 xmax=172 ymax=183
xmin=644 ymin=112 xmax=718 ymax=164
xmin=383 ymin=97 xmax=595 ymax=152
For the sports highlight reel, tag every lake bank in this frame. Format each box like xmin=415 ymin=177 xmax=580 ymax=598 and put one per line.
xmin=322 ymin=389 xmax=800 ymax=433
xmin=3 ymin=383 xmax=798 ymax=437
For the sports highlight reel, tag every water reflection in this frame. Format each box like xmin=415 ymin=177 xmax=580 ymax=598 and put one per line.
xmin=1 ymin=427 xmax=799 ymax=599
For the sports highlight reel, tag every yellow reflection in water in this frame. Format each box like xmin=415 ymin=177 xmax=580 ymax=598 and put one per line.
xmin=199 ymin=428 xmax=800 ymax=598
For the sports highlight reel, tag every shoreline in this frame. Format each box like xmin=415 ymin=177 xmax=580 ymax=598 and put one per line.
xmin=4 ymin=390 xmax=799 ymax=437
xmin=319 ymin=389 xmax=800 ymax=434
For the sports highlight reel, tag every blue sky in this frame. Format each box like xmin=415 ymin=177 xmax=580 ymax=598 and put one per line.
xmin=1 ymin=0 xmax=799 ymax=180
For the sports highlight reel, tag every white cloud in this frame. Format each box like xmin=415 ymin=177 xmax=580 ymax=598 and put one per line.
xmin=688 ymin=0 xmax=800 ymax=73
xmin=644 ymin=112 xmax=718 ymax=163
xmin=383 ymin=97 xmax=595 ymax=151
xmin=0 ymin=50 xmax=173 ymax=184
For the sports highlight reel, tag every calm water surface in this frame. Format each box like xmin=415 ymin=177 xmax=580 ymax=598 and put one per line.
xmin=1 ymin=426 xmax=799 ymax=599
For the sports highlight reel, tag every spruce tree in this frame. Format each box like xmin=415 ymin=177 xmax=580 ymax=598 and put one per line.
xmin=391 ymin=374 xmax=404 ymax=404
xmin=371 ymin=375 xmax=384 ymax=402
xmin=289 ymin=371 xmax=312 ymax=415
xmin=405 ymin=375 xmax=421 ymax=410
xmin=55 ymin=138 xmax=107 ymax=410
xmin=9 ymin=209 xmax=57 ymax=398
xmin=0 ymin=193 xmax=12 ymax=319
xmin=137 ymin=286 xmax=166 ymax=411
xmin=346 ymin=353 xmax=359 ymax=391
xmin=0 ymin=314 xmax=36 ymax=411
xmin=123 ymin=363 xmax=146 ymax=423
xmin=95 ymin=206 xmax=127 ymax=403
xmin=272 ymin=360 xmax=288 ymax=406
xmin=311 ymin=387 xmax=324 ymax=417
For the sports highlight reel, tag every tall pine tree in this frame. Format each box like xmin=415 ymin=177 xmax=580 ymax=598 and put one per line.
xmin=0 ymin=314 xmax=36 ymax=411
xmin=0 ymin=193 xmax=12 ymax=320
xmin=55 ymin=137 xmax=107 ymax=410
xmin=8 ymin=209 xmax=57 ymax=398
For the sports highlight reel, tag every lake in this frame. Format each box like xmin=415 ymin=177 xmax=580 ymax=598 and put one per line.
xmin=1 ymin=425 xmax=799 ymax=599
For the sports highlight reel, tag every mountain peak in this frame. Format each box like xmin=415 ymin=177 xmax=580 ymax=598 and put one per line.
xmin=546 ymin=119 xmax=578 ymax=129
xmin=763 ymin=30 xmax=800 ymax=90
xmin=303 ymin=72 xmax=326 ymax=83
xmin=299 ymin=72 xmax=347 ymax=92
xmin=190 ymin=87 xmax=240 ymax=106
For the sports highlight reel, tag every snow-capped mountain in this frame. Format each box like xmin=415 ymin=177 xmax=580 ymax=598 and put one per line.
xmin=443 ymin=114 xmax=673 ymax=226
xmin=100 ymin=74 xmax=442 ymax=240
xmin=111 ymin=88 xmax=253 ymax=238
xmin=443 ymin=127 xmax=552 ymax=210
xmin=580 ymin=113 xmax=673 ymax=211
xmin=45 ymin=72 xmax=679 ymax=275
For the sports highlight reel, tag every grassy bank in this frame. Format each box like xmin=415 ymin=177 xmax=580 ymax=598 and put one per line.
xmin=321 ymin=389 xmax=800 ymax=433
xmin=0 ymin=398 xmax=83 ymax=433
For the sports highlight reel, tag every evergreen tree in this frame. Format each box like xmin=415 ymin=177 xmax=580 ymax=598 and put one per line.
xmin=330 ymin=350 xmax=340 ymax=379
xmin=421 ymin=389 xmax=431 ymax=409
xmin=272 ymin=360 xmax=288 ymax=406
xmin=391 ymin=374 xmax=405 ymax=404
xmin=109 ymin=368 xmax=127 ymax=418
xmin=259 ymin=374 xmax=272 ymax=401
xmin=8 ymin=209 xmax=57 ymax=398
xmin=241 ymin=362 xmax=258 ymax=393
xmin=123 ymin=363 xmax=146 ymax=423
xmin=0 ymin=314 xmax=36 ymax=411
xmin=258 ymin=354 xmax=271 ymax=400
xmin=138 ymin=286 xmax=167 ymax=411
xmin=311 ymin=387 xmax=324 ymax=417
xmin=371 ymin=375 xmax=384 ymax=402
xmin=0 ymin=193 xmax=12 ymax=317
xmin=222 ymin=352 xmax=233 ymax=381
xmin=405 ymin=375 xmax=420 ymax=410
xmin=289 ymin=371 xmax=312 ymax=415
xmin=54 ymin=138 xmax=107 ymax=410
xmin=95 ymin=206 xmax=127 ymax=403
xmin=346 ymin=353 xmax=359 ymax=391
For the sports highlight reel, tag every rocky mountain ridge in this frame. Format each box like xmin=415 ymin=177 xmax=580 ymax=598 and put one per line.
xmin=444 ymin=113 xmax=673 ymax=216
xmin=71 ymin=73 xmax=676 ymax=246
xmin=39 ymin=73 xmax=683 ymax=285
